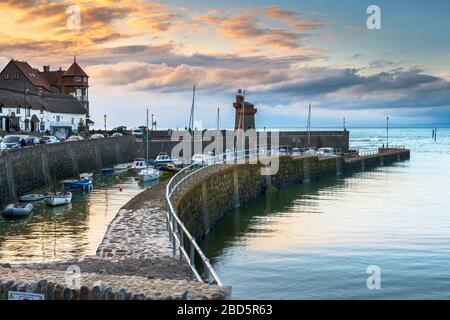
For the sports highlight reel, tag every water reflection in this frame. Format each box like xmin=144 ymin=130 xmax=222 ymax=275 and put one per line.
xmin=0 ymin=170 xmax=151 ymax=263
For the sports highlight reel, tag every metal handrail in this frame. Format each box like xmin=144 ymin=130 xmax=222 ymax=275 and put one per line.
xmin=343 ymin=145 xmax=406 ymax=159
xmin=165 ymin=148 xmax=265 ymax=287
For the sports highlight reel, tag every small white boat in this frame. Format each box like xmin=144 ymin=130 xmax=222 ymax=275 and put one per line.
xmin=132 ymin=159 xmax=150 ymax=173
xmin=3 ymin=203 xmax=34 ymax=219
xmin=19 ymin=194 xmax=47 ymax=202
xmin=114 ymin=163 xmax=132 ymax=171
xmin=46 ymin=192 xmax=72 ymax=207
xmin=79 ymin=173 xmax=93 ymax=180
xmin=138 ymin=167 xmax=161 ymax=182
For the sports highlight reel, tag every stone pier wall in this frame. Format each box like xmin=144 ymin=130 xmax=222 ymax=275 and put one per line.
xmin=175 ymin=149 xmax=410 ymax=241
xmin=0 ymin=136 xmax=135 ymax=206
xmin=134 ymin=130 xmax=350 ymax=159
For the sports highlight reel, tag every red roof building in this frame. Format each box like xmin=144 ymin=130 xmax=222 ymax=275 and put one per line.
xmin=0 ymin=57 xmax=90 ymax=115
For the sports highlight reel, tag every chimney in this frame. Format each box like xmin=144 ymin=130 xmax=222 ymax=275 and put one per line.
xmin=43 ymin=65 xmax=50 ymax=73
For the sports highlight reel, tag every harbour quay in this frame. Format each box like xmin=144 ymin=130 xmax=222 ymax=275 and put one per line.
xmin=0 ymin=137 xmax=409 ymax=300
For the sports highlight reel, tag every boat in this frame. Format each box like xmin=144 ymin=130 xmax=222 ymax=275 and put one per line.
xmin=131 ymin=159 xmax=150 ymax=173
xmin=79 ymin=173 xmax=93 ymax=180
xmin=154 ymin=153 xmax=183 ymax=167
xmin=102 ymin=168 xmax=114 ymax=174
xmin=46 ymin=192 xmax=72 ymax=207
xmin=63 ymin=179 xmax=93 ymax=192
xmin=19 ymin=194 xmax=47 ymax=202
xmin=114 ymin=163 xmax=132 ymax=171
xmin=138 ymin=109 xmax=162 ymax=183
xmin=160 ymin=163 xmax=181 ymax=175
xmin=138 ymin=167 xmax=161 ymax=182
xmin=3 ymin=203 xmax=34 ymax=219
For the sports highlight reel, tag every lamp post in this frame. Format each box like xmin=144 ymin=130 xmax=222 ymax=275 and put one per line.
xmin=39 ymin=111 xmax=44 ymax=132
xmin=104 ymin=114 xmax=107 ymax=132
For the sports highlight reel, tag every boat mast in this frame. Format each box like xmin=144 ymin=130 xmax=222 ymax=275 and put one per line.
xmin=217 ymin=107 xmax=220 ymax=131
xmin=307 ymin=103 xmax=312 ymax=146
xmin=188 ymin=85 xmax=196 ymax=131
xmin=146 ymin=108 xmax=149 ymax=169
xmin=53 ymin=166 xmax=57 ymax=194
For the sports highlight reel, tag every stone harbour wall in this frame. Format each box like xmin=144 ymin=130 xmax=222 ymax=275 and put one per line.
xmin=0 ymin=136 xmax=135 ymax=206
xmin=134 ymin=130 xmax=350 ymax=159
xmin=0 ymin=267 xmax=227 ymax=300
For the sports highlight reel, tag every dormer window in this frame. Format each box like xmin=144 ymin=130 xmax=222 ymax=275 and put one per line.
xmin=75 ymin=76 xmax=81 ymax=81
xmin=4 ymin=73 xmax=10 ymax=80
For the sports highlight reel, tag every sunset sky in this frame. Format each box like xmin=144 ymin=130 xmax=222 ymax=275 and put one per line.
xmin=0 ymin=0 xmax=449 ymax=128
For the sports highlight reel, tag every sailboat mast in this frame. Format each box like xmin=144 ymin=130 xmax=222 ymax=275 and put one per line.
xmin=307 ymin=103 xmax=311 ymax=146
xmin=217 ymin=107 xmax=220 ymax=131
xmin=146 ymin=108 xmax=149 ymax=168
xmin=189 ymin=85 xmax=196 ymax=130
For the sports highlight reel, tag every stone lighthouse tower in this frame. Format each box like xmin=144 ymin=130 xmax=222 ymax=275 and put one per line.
xmin=233 ymin=89 xmax=257 ymax=130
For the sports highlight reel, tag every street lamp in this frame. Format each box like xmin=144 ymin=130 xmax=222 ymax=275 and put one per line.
xmin=39 ymin=111 xmax=44 ymax=132
xmin=104 ymin=114 xmax=107 ymax=132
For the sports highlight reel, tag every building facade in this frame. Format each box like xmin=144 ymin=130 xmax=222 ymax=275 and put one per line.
xmin=0 ymin=58 xmax=90 ymax=139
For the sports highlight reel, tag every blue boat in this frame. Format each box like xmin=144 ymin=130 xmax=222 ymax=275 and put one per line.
xmin=63 ymin=179 xmax=93 ymax=191
xmin=102 ymin=168 xmax=114 ymax=174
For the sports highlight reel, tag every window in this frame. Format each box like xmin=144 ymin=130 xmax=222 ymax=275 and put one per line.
xmin=15 ymin=73 xmax=21 ymax=79
xmin=56 ymin=115 xmax=61 ymax=122
xmin=75 ymin=76 xmax=81 ymax=81
xmin=16 ymin=107 xmax=21 ymax=114
xmin=71 ymin=117 xmax=75 ymax=125
xmin=4 ymin=73 xmax=10 ymax=80
xmin=83 ymin=77 xmax=87 ymax=82
xmin=0 ymin=105 xmax=3 ymax=114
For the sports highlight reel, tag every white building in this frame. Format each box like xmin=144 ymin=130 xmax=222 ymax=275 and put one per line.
xmin=0 ymin=86 xmax=87 ymax=139
xmin=0 ymin=59 xmax=91 ymax=139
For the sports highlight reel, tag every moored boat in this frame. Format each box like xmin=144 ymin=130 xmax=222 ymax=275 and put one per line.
xmin=114 ymin=163 xmax=132 ymax=171
xmin=63 ymin=179 xmax=93 ymax=192
xmin=102 ymin=168 xmax=114 ymax=174
xmin=132 ymin=158 xmax=152 ymax=173
xmin=46 ymin=192 xmax=72 ymax=207
xmin=79 ymin=173 xmax=93 ymax=180
xmin=160 ymin=163 xmax=181 ymax=175
xmin=138 ymin=167 xmax=161 ymax=182
xmin=19 ymin=194 xmax=47 ymax=202
xmin=3 ymin=203 xmax=34 ymax=219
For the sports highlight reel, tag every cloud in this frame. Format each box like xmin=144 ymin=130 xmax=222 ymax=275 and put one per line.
xmin=85 ymin=49 xmax=450 ymax=115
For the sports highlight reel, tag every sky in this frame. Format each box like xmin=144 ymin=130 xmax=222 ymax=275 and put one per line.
xmin=0 ymin=0 xmax=449 ymax=129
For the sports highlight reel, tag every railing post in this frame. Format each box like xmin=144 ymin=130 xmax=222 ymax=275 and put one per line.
xmin=179 ymin=228 xmax=184 ymax=265
xmin=190 ymin=240 xmax=195 ymax=267
xmin=172 ymin=217 xmax=176 ymax=257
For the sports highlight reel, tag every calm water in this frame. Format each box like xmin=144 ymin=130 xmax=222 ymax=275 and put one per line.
xmin=200 ymin=128 xmax=450 ymax=299
xmin=0 ymin=171 xmax=155 ymax=263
